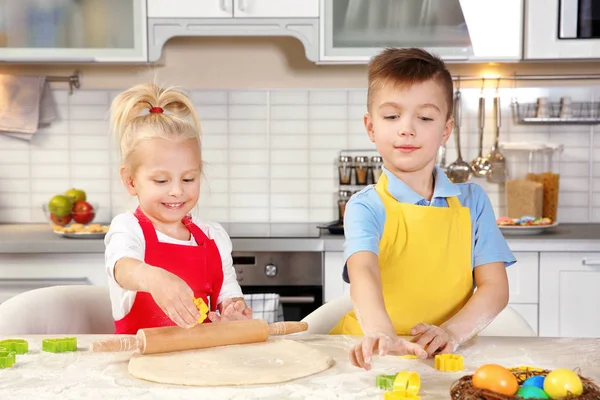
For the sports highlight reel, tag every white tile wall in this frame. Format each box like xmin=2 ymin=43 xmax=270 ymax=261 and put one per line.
xmin=0 ymin=86 xmax=599 ymax=224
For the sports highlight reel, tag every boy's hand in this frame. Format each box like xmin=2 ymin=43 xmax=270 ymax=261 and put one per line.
xmin=208 ymin=298 xmax=253 ymax=322
xmin=410 ymin=323 xmax=458 ymax=356
xmin=350 ymin=333 xmax=428 ymax=371
xmin=147 ymin=267 xmax=200 ymax=328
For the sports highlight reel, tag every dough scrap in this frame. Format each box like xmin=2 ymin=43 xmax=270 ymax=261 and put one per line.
xmin=128 ymin=339 xmax=333 ymax=386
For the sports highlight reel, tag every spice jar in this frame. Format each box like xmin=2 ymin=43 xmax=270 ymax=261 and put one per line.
xmin=354 ymin=156 xmax=369 ymax=185
xmin=338 ymin=156 xmax=353 ymax=185
xmin=525 ymin=143 xmax=563 ymax=222
xmin=371 ymin=156 xmax=383 ymax=183
xmin=338 ymin=190 xmax=352 ymax=221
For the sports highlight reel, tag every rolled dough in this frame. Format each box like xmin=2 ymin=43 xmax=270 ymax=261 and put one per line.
xmin=128 ymin=339 xmax=333 ymax=386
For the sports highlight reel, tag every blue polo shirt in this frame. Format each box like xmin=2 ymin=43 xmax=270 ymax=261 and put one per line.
xmin=342 ymin=165 xmax=516 ymax=283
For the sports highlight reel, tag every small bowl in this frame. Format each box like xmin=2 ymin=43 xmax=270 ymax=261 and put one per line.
xmin=42 ymin=202 xmax=100 ymax=229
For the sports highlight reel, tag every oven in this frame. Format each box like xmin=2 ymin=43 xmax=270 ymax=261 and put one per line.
xmin=232 ymin=251 xmax=323 ymax=322
xmin=526 ymin=0 xmax=600 ymax=59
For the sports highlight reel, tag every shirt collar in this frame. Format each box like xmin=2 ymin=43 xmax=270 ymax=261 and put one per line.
xmin=382 ymin=165 xmax=461 ymax=204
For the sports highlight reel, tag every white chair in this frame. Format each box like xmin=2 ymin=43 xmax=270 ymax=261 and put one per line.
xmin=0 ymin=285 xmax=115 ymax=335
xmin=301 ymin=293 xmax=536 ymax=337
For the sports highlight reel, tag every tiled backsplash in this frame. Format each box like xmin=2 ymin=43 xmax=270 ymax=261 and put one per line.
xmin=0 ymin=86 xmax=599 ymax=224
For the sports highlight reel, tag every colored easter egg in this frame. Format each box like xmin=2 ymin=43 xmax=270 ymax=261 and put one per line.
xmin=516 ymin=386 xmax=550 ymax=399
xmin=472 ymin=364 xmax=519 ymax=396
xmin=543 ymin=369 xmax=583 ymax=399
xmin=523 ymin=375 xmax=546 ymax=390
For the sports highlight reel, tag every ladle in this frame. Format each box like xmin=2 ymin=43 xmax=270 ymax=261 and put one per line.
xmin=445 ymin=87 xmax=472 ymax=184
xmin=486 ymin=84 xmax=507 ymax=184
xmin=471 ymin=86 xmax=491 ymax=177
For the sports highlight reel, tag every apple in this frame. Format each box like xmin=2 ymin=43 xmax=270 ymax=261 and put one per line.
xmin=65 ymin=188 xmax=86 ymax=203
xmin=72 ymin=201 xmax=95 ymax=224
xmin=48 ymin=195 xmax=73 ymax=218
xmin=51 ymin=214 xmax=72 ymax=226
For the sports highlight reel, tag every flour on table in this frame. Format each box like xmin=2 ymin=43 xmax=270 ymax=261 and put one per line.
xmin=128 ymin=339 xmax=333 ymax=387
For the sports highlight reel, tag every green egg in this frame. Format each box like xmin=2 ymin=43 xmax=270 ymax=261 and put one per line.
xmin=516 ymin=385 xmax=550 ymax=399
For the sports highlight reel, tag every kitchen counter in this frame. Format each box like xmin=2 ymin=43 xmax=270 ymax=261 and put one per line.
xmin=0 ymin=334 xmax=598 ymax=399
xmin=0 ymin=223 xmax=599 ymax=254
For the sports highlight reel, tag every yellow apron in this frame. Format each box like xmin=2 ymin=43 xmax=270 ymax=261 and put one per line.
xmin=330 ymin=172 xmax=473 ymax=335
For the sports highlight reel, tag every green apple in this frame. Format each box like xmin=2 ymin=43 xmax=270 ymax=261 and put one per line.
xmin=48 ymin=195 xmax=73 ymax=218
xmin=65 ymin=188 xmax=86 ymax=203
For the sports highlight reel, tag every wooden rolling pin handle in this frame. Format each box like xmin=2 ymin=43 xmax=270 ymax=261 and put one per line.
xmin=268 ymin=321 xmax=308 ymax=335
xmin=88 ymin=335 xmax=141 ymax=353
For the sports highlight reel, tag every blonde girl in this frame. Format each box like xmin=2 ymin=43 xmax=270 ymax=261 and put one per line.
xmin=104 ymin=83 xmax=251 ymax=334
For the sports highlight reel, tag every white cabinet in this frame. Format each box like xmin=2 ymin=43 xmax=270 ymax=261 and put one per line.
xmin=539 ymin=252 xmax=600 ymax=338
xmin=147 ymin=0 xmax=319 ymax=19
xmin=507 ymin=252 xmax=539 ymax=304
xmin=0 ymin=253 xmax=106 ymax=304
xmin=323 ymin=251 xmax=349 ymax=303
xmin=148 ymin=0 xmax=233 ymax=18
xmin=525 ymin=0 xmax=600 ymax=60
xmin=0 ymin=0 xmax=147 ymax=62
xmin=233 ymin=0 xmax=319 ymax=18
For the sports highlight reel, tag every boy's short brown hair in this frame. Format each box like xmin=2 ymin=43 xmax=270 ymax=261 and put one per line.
xmin=367 ymin=47 xmax=454 ymax=120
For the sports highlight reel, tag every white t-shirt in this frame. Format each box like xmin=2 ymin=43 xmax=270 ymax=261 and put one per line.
xmin=104 ymin=212 xmax=243 ymax=321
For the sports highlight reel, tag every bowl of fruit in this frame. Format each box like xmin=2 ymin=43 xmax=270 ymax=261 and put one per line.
xmin=42 ymin=188 xmax=110 ymax=239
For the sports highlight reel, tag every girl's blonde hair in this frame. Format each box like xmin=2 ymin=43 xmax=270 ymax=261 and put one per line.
xmin=110 ymin=83 xmax=201 ymax=173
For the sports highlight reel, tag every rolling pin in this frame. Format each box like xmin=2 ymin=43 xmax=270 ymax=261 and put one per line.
xmin=89 ymin=319 xmax=308 ymax=355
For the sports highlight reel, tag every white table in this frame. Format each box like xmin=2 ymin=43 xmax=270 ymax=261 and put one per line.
xmin=0 ymin=334 xmax=598 ymax=399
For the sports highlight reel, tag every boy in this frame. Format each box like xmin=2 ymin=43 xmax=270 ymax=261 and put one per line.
xmin=329 ymin=48 xmax=515 ymax=371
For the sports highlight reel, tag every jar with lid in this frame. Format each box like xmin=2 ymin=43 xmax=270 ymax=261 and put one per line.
xmin=500 ymin=142 xmax=563 ymax=222
xmin=338 ymin=190 xmax=352 ymax=221
xmin=371 ymin=156 xmax=383 ymax=183
xmin=338 ymin=156 xmax=353 ymax=185
xmin=354 ymin=156 xmax=369 ymax=185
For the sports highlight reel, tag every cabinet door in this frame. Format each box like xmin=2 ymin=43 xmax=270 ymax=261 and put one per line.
xmin=0 ymin=0 xmax=147 ymax=62
xmin=323 ymin=252 xmax=349 ymax=302
xmin=507 ymin=252 xmax=539 ymax=304
xmin=539 ymin=252 xmax=600 ymax=338
xmin=233 ymin=0 xmax=319 ymax=18
xmin=148 ymin=0 xmax=233 ymax=18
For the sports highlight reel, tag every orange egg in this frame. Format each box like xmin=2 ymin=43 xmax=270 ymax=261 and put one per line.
xmin=472 ymin=364 xmax=519 ymax=396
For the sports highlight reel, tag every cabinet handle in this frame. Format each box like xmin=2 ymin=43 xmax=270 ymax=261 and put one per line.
xmin=581 ymin=258 xmax=600 ymax=267
xmin=220 ymin=0 xmax=227 ymax=11
xmin=237 ymin=0 xmax=247 ymax=12
xmin=279 ymin=296 xmax=315 ymax=304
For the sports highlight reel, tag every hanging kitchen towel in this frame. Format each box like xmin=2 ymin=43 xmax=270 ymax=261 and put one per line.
xmin=243 ymin=293 xmax=285 ymax=323
xmin=0 ymin=74 xmax=57 ymax=141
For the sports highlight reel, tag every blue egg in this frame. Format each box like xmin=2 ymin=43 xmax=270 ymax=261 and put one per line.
xmin=523 ymin=375 xmax=545 ymax=389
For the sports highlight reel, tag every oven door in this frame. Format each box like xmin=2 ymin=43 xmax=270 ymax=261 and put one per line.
xmin=242 ymin=285 xmax=323 ymax=322
xmin=526 ymin=0 xmax=600 ymax=59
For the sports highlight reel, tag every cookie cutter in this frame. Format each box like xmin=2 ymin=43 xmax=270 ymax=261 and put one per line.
xmin=42 ymin=337 xmax=77 ymax=353
xmin=384 ymin=392 xmax=420 ymax=400
xmin=0 ymin=349 xmax=16 ymax=368
xmin=0 ymin=339 xmax=28 ymax=354
xmin=193 ymin=297 xmax=209 ymax=324
xmin=434 ymin=353 xmax=464 ymax=372
xmin=376 ymin=374 xmax=397 ymax=391
xmin=393 ymin=371 xmax=421 ymax=396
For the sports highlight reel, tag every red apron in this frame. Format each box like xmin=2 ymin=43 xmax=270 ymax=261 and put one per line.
xmin=114 ymin=207 xmax=224 ymax=334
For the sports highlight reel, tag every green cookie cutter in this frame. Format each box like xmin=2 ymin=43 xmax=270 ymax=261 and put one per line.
xmin=376 ymin=374 xmax=398 ymax=391
xmin=0 ymin=349 xmax=16 ymax=368
xmin=42 ymin=337 xmax=77 ymax=353
xmin=0 ymin=339 xmax=28 ymax=354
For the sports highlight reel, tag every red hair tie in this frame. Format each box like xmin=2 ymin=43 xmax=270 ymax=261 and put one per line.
xmin=149 ymin=106 xmax=163 ymax=114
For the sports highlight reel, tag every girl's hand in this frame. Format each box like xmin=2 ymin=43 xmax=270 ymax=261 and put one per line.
xmin=147 ymin=267 xmax=200 ymax=328
xmin=350 ymin=333 xmax=427 ymax=371
xmin=208 ymin=298 xmax=253 ymax=322
xmin=410 ymin=323 xmax=458 ymax=356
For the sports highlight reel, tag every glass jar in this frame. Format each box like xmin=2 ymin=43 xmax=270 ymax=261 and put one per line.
xmin=500 ymin=142 xmax=563 ymax=222
xmin=338 ymin=155 xmax=353 ymax=185
xmin=338 ymin=190 xmax=352 ymax=221
xmin=371 ymin=156 xmax=383 ymax=183
xmin=354 ymin=156 xmax=369 ymax=185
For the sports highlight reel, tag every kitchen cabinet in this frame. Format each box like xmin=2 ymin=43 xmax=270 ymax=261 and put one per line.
xmin=147 ymin=0 xmax=318 ymax=19
xmin=0 ymin=253 xmax=106 ymax=304
xmin=323 ymin=251 xmax=348 ymax=302
xmin=0 ymin=0 xmax=147 ymax=62
xmin=539 ymin=252 xmax=600 ymax=338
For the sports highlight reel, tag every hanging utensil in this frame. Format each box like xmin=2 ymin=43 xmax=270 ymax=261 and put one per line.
xmin=445 ymin=84 xmax=472 ymax=184
xmin=437 ymin=144 xmax=447 ymax=172
xmin=470 ymin=80 xmax=491 ymax=177
xmin=486 ymin=81 xmax=507 ymax=184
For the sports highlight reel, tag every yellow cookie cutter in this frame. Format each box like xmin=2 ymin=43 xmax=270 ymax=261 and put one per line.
xmin=384 ymin=392 xmax=420 ymax=400
xmin=434 ymin=354 xmax=464 ymax=372
xmin=193 ymin=297 xmax=209 ymax=324
xmin=393 ymin=371 xmax=421 ymax=396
